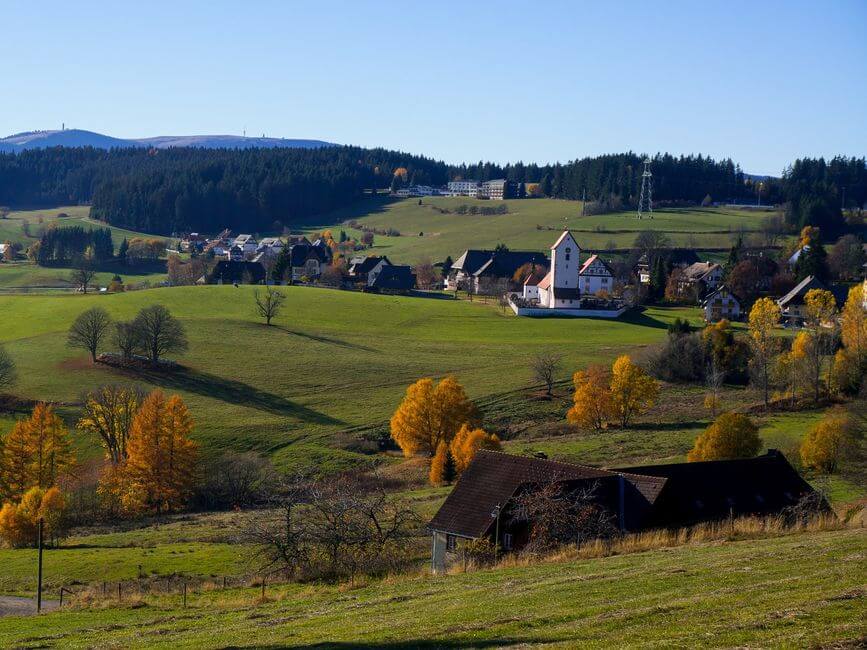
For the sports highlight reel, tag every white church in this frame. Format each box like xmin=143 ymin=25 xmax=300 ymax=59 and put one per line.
xmin=516 ymin=230 xmax=625 ymax=318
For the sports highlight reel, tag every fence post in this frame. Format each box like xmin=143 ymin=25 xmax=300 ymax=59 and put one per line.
xmin=36 ymin=518 xmax=44 ymax=614
xmin=59 ymin=587 xmax=63 ymax=608
xmin=118 ymin=582 xmax=122 ymax=602
xmin=222 ymin=576 xmax=227 ymax=590
xmin=261 ymin=575 xmax=266 ymax=600
xmin=183 ymin=582 xmax=187 ymax=608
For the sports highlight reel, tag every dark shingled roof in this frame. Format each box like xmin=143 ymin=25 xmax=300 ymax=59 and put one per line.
xmin=429 ymin=450 xmax=665 ymax=538
xmin=619 ymin=450 xmax=822 ymax=527
xmin=370 ymin=264 xmax=415 ymax=291
xmin=348 ymin=255 xmax=391 ymax=277
xmin=207 ymin=260 xmax=266 ymax=284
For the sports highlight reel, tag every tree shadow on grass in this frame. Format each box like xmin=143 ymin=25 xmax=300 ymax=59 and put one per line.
xmin=277 ymin=327 xmax=377 ymax=353
xmin=113 ymin=365 xmax=343 ymax=425
xmin=619 ymin=309 xmax=671 ymax=330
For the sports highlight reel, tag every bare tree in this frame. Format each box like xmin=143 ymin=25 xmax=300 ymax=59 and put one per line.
xmin=532 ymin=352 xmax=563 ymax=396
xmin=200 ymin=451 xmax=279 ymax=509
xmin=67 ymin=307 xmax=113 ymax=362
xmin=414 ymin=258 xmax=437 ymax=290
xmin=0 ymin=343 xmax=16 ymax=393
xmin=113 ymin=321 xmax=142 ymax=362
xmin=512 ymin=479 xmax=618 ymax=555
xmin=254 ymin=286 xmax=286 ymax=326
xmin=705 ymin=357 xmax=725 ymax=416
xmin=70 ymin=257 xmax=96 ymax=294
xmin=132 ymin=304 xmax=188 ymax=364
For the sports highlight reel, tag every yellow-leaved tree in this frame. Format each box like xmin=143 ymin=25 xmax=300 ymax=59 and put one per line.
xmin=77 ymin=385 xmax=144 ymax=465
xmin=25 ymin=403 xmax=75 ymax=489
xmin=800 ymin=413 xmax=857 ymax=474
xmin=567 ymin=365 xmax=613 ymax=431
xmin=449 ymin=423 xmax=501 ymax=474
xmin=0 ymin=421 xmax=32 ymax=501
xmin=390 ymin=376 xmax=479 ymax=457
xmin=609 ymin=355 xmax=658 ymax=428
xmin=804 ymin=288 xmax=838 ymax=401
xmin=748 ymin=297 xmax=781 ymax=407
xmin=840 ymin=284 xmax=867 ymax=380
xmin=429 ymin=441 xmax=457 ymax=486
xmin=119 ymin=391 xmax=198 ymax=515
xmin=688 ymin=413 xmax=762 ymax=462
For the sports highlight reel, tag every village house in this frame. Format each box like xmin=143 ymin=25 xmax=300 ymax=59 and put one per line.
xmin=702 ymin=285 xmax=742 ymax=322
xmin=578 ymin=254 xmax=615 ymax=295
xmin=678 ymin=261 xmax=723 ymax=296
xmin=288 ymin=240 xmax=332 ymax=281
xmin=776 ymin=275 xmax=827 ymax=325
xmin=233 ymin=234 xmax=258 ymax=256
xmin=227 ymin=245 xmax=245 ymax=262
xmin=256 ymin=237 xmax=285 ymax=257
xmin=428 ymin=449 xmax=822 ymax=573
xmin=347 ymin=255 xmax=392 ymax=285
xmin=368 ymin=265 xmax=415 ymax=293
xmin=446 ymin=249 xmax=548 ymax=293
xmin=207 ymin=260 xmax=266 ymax=285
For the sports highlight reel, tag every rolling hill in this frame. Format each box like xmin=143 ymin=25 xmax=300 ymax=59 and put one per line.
xmin=0 ymin=129 xmax=334 ymax=152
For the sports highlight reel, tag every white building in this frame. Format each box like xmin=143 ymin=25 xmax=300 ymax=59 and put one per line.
xmin=257 ymin=237 xmax=285 ymax=257
xmin=480 ymin=179 xmax=507 ymax=200
xmin=703 ymin=285 xmax=741 ymax=322
xmin=447 ymin=180 xmax=481 ymax=197
xmin=536 ymin=231 xmax=582 ymax=309
xmin=579 ymin=254 xmax=614 ymax=295
xmin=394 ymin=185 xmax=439 ymax=198
xmin=233 ymin=234 xmax=258 ymax=255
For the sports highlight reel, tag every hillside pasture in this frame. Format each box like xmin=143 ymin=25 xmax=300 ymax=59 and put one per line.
xmin=0 ymin=527 xmax=863 ymax=648
xmin=303 ymin=196 xmax=783 ymax=264
xmin=0 ymin=286 xmax=696 ymax=472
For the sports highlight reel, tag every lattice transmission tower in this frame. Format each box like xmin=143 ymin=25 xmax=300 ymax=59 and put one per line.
xmin=637 ymin=157 xmax=653 ymax=219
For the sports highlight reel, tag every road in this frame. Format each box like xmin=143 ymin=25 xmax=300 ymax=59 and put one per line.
xmin=0 ymin=596 xmax=59 ymax=617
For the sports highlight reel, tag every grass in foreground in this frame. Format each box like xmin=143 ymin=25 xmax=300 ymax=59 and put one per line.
xmin=0 ymin=527 xmax=863 ymax=648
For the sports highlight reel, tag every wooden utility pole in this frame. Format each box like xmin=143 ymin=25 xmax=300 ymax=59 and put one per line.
xmin=36 ymin=518 xmax=44 ymax=613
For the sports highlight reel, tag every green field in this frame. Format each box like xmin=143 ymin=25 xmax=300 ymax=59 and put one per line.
xmin=304 ymin=197 xmax=782 ymax=264
xmin=0 ymin=286 xmax=699 ymax=472
xmin=0 ymin=207 xmax=168 ymax=290
xmin=0 ymin=527 xmax=863 ymax=648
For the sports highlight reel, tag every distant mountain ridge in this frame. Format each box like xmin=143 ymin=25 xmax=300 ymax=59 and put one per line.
xmin=0 ymin=129 xmax=335 ymax=152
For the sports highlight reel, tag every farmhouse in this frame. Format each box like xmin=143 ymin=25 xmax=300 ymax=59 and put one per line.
xmin=233 ymin=234 xmax=258 ymax=255
xmin=776 ymin=275 xmax=827 ymax=325
xmin=429 ymin=449 xmax=821 ymax=572
xmin=288 ymin=240 xmax=332 ymax=281
xmin=446 ymin=249 xmax=548 ymax=293
xmin=207 ymin=260 xmax=266 ymax=285
xmin=578 ymin=254 xmax=615 ymax=295
xmin=635 ymin=249 xmax=700 ymax=284
xmin=368 ymin=264 xmax=415 ymax=293
xmin=679 ymin=261 xmax=723 ymax=294
xmin=348 ymin=255 xmax=392 ymax=284
xmin=702 ymin=285 xmax=742 ymax=322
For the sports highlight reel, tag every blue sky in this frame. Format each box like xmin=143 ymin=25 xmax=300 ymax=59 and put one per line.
xmin=2 ymin=0 xmax=865 ymax=175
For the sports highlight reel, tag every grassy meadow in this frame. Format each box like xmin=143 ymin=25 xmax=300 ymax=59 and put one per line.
xmin=0 ymin=527 xmax=863 ymax=648
xmin=303 ymin=196 xmax=783 ymax=264
xmin=0 ymin=207 xmax=167 ymax=290
xmin=0 ymin=285 xmax=698 ymax=473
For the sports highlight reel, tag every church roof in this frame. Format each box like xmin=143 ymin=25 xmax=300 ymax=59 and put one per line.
xmin=551 ymin=230 xmax=575 ymax=249
xmin=537 ymin=271 xmax=553 ymax=290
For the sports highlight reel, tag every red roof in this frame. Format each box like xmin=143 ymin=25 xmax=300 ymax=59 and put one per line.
xmin=537 ymin=271 xmax=552 ymax=290
xmin=524 ymin=274 xmax=541 ymax=286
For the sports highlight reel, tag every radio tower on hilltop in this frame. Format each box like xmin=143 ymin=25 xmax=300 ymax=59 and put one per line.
xmin=637 ymin=157 xmax=653 ymax=219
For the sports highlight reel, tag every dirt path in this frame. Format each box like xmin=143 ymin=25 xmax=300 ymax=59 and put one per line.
xmin=0 ymin=596 xmax=59 ymax=617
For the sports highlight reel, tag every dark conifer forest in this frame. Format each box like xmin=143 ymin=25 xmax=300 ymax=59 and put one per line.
xmin=0 ymin=145 xmax=862 ymax=235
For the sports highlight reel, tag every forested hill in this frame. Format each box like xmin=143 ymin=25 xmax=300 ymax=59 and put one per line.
xmin=0 ymin=146 xmax=863 ymax=235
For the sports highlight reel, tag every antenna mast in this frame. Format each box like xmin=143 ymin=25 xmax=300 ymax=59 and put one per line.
xmin=637 ymin=157 xmax=653 ymax=220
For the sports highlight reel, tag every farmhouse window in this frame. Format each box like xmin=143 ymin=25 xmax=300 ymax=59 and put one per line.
xmin=446 ymin=535 xmax=456 ymax=551
xmin=502 ymin=533 xmax=513 ymax=550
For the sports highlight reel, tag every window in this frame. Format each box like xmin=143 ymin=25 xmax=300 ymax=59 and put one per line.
xmin=446 ymin=535 xmax=456 ymax=551
xmin=502 ymin=533 xmax=513 ymax=551
xmin=565 ymin=253 xmax=570 ymax=261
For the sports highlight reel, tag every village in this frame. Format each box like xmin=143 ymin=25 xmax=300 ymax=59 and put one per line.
xmin=172 ymin=222 xmax=862 ymax=326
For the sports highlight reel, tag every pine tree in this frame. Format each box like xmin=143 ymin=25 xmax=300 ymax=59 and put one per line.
xmin=0 ymin=422 xmax=32 ymax=501
xmin=118 ymin=238 xmax=129 ymax=265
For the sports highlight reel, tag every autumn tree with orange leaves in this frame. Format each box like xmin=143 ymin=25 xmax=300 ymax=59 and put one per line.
xmin=449 ymin=424 xmax=501 ymax=474
xmin=116 ymin=391 xmax=198 ymax=515
xmin=609 ymin=355 xmax=659 ymax=428
xmin=390 ymin=376 xmax=479 ymax=457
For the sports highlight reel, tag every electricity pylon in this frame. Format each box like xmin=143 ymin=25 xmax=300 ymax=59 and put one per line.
xmin=637 ymin=158 xmax=653 ymax=220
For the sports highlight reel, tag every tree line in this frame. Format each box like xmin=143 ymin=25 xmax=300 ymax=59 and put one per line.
xmin=3 ymin=146 xmax=862 ymax=236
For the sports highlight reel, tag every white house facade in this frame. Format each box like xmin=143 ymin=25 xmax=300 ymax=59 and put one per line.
xmin=578 ymin=254 xmax=614 ymax=295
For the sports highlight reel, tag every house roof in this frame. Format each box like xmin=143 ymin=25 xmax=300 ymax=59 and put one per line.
xmin=703 ymin=284 xmax=740 ymax=305
xmin=579 ymin=254 xmax=614 ymax=276
xmin=348 ymin=255 xmax=390 ymax=276
xmin=469 ymin=251 xmax=549 ymax=279
xmin=207 ymin=260 xmax=266 ymax=284
xmin=618 ymin=450 xmax=822 ymax=527
xmin=683 ymin=262 xmax=720 ymax=281
xmin=524 ymin=274 xmax=541 ymax=286
xmin=537 ymin=271 xmax=553 ymax=290
xmin=776 ymin=275 xmax=826 ymax=307
xmin=429 ymin=450 xmax=628 ymax=538
xmin=369 ymin=264 xmax=415 ymax=290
